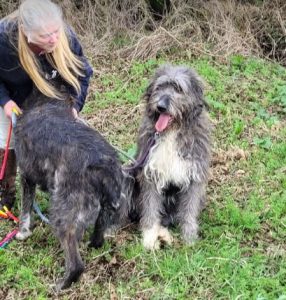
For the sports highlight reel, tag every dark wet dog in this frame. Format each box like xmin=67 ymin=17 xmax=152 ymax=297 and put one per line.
xmin=14 ymin=90 xmax=124 ymax=290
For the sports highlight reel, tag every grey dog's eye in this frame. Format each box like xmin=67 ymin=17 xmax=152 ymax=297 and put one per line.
xmin=173 ymin=83 xmax=183 ymax=93
xmin=154 ymin=86 xmax=162 ymax=92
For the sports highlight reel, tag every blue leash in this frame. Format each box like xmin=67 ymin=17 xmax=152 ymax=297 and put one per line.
xmin=12 ymin=112 xmax=50 ymax=224
xmin=33 ymin=202 xmax=50 ymax=224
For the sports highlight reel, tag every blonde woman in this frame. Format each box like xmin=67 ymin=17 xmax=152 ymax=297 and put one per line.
xmin=0 ymin=0 xmax=93 ymax=210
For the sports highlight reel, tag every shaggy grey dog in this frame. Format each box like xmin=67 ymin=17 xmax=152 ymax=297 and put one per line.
xmin=131 ymin=65 xmax=211 ymax=249
xmin=14 ymin=90 xmax=125 ymax=290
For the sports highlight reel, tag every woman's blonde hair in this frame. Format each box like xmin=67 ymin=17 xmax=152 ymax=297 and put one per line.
xmin=4 ymin=0 xmax=85 ymax=99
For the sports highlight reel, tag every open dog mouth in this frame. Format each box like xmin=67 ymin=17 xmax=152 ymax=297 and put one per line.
xmin=155 ymin=113 xmax=173 ymax=132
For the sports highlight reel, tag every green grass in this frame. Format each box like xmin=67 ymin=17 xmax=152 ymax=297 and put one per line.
xmin=1 ymin=54 xmax=285 ymax=299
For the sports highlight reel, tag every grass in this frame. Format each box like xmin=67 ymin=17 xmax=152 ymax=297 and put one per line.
xmin=0 ymin=53 xmax=285 ymax=299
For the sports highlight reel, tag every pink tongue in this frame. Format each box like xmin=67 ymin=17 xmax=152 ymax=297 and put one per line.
xmin=155 ymin=113 xmax=171 ymax=132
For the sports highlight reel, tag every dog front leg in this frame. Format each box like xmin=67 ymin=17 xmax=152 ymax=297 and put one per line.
xmin=89 ymin=208 xmax=108 ymax=249
xmin=140 ymin=184 xmax=165 ymax=250
xmin=16 ymin=175 xmax=35 ymax=240
xmin=177 ymin=182 xmax=206 ymax=244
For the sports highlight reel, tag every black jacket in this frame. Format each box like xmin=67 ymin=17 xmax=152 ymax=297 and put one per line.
xmin=0 ymin=21 xmax=93 ymax=112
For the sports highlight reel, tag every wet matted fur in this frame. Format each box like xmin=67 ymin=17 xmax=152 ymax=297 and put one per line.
xmin=131 ymin=65 xmax=211 ymax=250
xmin=14 ymin=91 xmax=124 ymax=290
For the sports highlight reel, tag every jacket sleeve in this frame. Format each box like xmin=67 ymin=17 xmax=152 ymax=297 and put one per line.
xmin=68 ymin=30 xmax=93 ymax=112
xmin=0 ymin=80 xmax=11 ymax=107
xmin=0 ymin=23 xmax=14 ymax=107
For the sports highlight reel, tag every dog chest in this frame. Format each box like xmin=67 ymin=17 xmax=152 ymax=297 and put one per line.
xmin=144 ymin=131 xmax=191 ymax=190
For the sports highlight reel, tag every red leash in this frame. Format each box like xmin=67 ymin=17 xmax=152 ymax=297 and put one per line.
xmin=0 ymin=121 xmax=13 ymax=180
xmin=0 ymin=112 xmax=19 ymax=250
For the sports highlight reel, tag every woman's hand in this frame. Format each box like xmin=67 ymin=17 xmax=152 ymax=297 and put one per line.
xmin=3 ymin=100 xmax=22 ymax=119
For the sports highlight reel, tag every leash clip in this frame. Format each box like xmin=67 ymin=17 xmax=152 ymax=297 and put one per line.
xmin=154 ymin=132 xmax=160 ymax=140
xmin=11 ymin=112 xmax=17 ymax=128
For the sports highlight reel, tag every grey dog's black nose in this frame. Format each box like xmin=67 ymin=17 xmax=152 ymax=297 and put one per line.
xmin=157 ymin=95 xmax=170 ymax=112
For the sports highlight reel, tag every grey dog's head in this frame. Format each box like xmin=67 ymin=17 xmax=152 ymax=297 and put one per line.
xmin=143 ymin=65 xmax=207 ymax=132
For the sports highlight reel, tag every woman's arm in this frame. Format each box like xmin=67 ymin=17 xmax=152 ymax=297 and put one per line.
xmin=68 ymin=29 xmax=93 ymax=112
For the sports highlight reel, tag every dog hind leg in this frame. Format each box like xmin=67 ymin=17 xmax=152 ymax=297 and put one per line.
xmin=16 ymin=176 xmax=36 ymax=240
xmin=55 ymin=225 xmax=85 ymax=291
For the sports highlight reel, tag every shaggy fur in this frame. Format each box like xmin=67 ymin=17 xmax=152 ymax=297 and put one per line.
xmin=131 ymin=65 xmax=211 ymax=249
xmin=14 ymin=90 xmax=124 ymax=290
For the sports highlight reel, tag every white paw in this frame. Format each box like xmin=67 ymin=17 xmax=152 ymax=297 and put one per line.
xmin=16 ymin=229 xmax=32 ymax=240
xmin=103 ymin=226 xmax=117 ymax=238
xmin=142 ymin=225 xmax=160 ymax=250
xmin=182 ymin=223 xmax=198 ymax=245
xmin=143 ymin=236 xmax=160 ymax=250
xmin=184 ymin=236 xmax=198 ymax=245
xmin=158 ymin=226 xmax=173 ymax=245
xmin=143 ymin=238 xmax=160 ymax=250
xmin=184 ymin=234 xmax=198 ymax=245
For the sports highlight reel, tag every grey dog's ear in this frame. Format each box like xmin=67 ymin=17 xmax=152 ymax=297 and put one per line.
xmin=186 ymin=68 xmax=208 ymax=119
xmin=143 ymin=66 xmax=167 ymax=101
xmin=143 ymin=80 xmax=155 ymax=102
xmin=193 ymin=103 xmax=204 ymax=119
